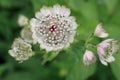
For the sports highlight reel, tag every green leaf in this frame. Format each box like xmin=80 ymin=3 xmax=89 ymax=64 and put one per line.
xmin=4 ymin=72 xmax=35 ymax=80
xmin=67 ymin=61 xmax=96 ymax=80
xmin=0 ymin=42 xmax=9 ymax=53
xmin=66 ymin=42 xmax=96 ymax=80
xmin=42 ymin=51 xmax=60 ymax=64
xmin=0 ymin=0 xmax=30 ymax=8
xmin=68 ymin=0 xmax=98 ymax=20
xmin=97 ymin=1 xmax=109 ymax=22
xmin=103 ymin=0 xmax=118 ymax=13
xmin=104 ymin=23 xmax=120 ymax=40
xmin=0 ymin=64 xmax=8 ymax=76
xmin=109 ymin=8 xmax=120 ymax=25
xmin=110 ymin=52 xmax=120 ymax=80
xmin=0 ymin=11 xmax=12 ymax=41
xmin=31 ymin=0 xmax=66 ymax=12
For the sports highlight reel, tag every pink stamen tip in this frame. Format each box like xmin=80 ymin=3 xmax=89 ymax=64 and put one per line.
xmin=49 ymin=25 xmax=57 ymax=32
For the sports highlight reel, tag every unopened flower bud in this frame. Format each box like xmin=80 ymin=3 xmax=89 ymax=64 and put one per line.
xmin=18 ymin=15 xmax=29 ymax=27
xmin=94 ymin=23 xmax=109 ymax=38
xmin=83 ymin=50 xmax=96 ymax=65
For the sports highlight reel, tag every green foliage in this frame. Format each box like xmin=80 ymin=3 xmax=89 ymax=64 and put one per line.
xmin=111 ymin=53 xmax=120 ymax=80
xmin=0 ymin=0 xmax=120 ymax=80
xmin=42 ymin=51 xmax=60 ymax=64
xmin=69 ymin=0 xmax=98 ymax=20
xmin=67 ymin=62 xmax=96 ymax=80
xmin=102 ymin=0 xmax=118 ymax=13
xmin=0 ymin=0 xmax=30 ymax=8
xmin=31 ymin=0 xmax=66 ymax=12
xmin=66 ymin=42 xmax=96 ymax=80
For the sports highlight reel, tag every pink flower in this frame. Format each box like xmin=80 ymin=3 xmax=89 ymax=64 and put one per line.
xmin=83 ymin=50 xmax=96 ymax=65
xmin=97 ymin=39 xmax=119 ymax=66
xmin=94 ymin=23 xmax=109 ymax=38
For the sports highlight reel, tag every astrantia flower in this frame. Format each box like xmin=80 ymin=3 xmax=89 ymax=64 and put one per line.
xmin=9 ymin=38 xmax=34 ymax=62
xmin=18 ymin=15 xmax=29 ymax=27
xmin=21 ymin=26 xmax=35 ymax=44
xmin=97 ymin=39 xmax=119 ymax=66
xmin=94 ymin=23 xmax=109 ymax=38
xmin=83 ymin=50 xmax=96 ymax=65
xmin=30 ymin=4 xmax=77 ymax=52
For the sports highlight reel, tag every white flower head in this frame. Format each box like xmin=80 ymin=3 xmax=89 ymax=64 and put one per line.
xmin=9 ymin=38 xmax=34 ymax=62
xmin=97 ymin=39 xmax=119 ymax=66
xmin=94 ymin=23 xmax=109 ymax=38
xmin=18 ymin=15 xmax=29 ymax=27
xmin=83 ymin=50 xmax=96 ymax=65
xmin=21 ymin=26 xmax=36 ymax=44
xmin=30 ymin=4 xmax=78 ymax=52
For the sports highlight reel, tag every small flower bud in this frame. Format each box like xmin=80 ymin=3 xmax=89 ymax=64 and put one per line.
xmin=18 ymin=15 xmax=29 ymax=27
xmin=83 ymin=50 xmax=96 ymax=65
xmin=97 ymin=39 xmax=119 ymax=66
xmin=9 ymin=38 xmax=34 ymax=62
xmin=94 ymin=23 xmax=109 ymax=38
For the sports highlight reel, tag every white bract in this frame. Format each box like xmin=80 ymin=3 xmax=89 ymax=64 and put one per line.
xmin=94 ymin=23 xmax=109 ymax=38
xmin=83 ymin=50 xmax=96 ymax=65
xmin=30 ymin=4 xmax=77 ymax=52
xmin=18 ymin=15 xmax=29 ymax=27
xmin=9 ymin=38 xmax=34 ymax=62
xmin=97 ymin=39 xmax=119 ymax=66
xmin=21 ymin=26 xmax=35 ymax=44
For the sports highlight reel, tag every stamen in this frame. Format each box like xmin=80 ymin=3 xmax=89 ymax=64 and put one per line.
xmin=49 ymin=25 xmax=57 ymax=32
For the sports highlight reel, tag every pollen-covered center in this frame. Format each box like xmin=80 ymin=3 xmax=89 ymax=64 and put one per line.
xmin=49 ymin=25 xmax=58 ymax=32
xmin=33 ymin=15 xmax=72 ymax=48
xmin=30 ymin=5 xmax=77 ymax=51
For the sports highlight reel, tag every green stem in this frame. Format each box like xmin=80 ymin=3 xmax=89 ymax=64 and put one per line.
xmin=85 ymin=33 xmax=94 ymax=46
xmin=87 ymin=43 xmax=97 ymax=49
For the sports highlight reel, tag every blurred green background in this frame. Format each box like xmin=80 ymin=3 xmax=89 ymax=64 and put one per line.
xmin=0 ymin=0 xmax=120 ymax=80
